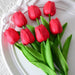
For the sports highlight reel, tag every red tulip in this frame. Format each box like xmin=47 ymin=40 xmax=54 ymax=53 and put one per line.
xmin=49 ymin=18 xmax=63 ymax=34
xmin=28 ymin=5 xmax=41 ymax=20
xmin=12 ymin=11 xmax=27 ymax=27
xmin=35 ymin=24 xmax=50 ymax=42
xmin=4 ymin=28 xmax=20 ymax=44
xmin=43 ymin=1 xmax=56 ymax=16
xmin=21 ymin=28 xmax=35 ymax=45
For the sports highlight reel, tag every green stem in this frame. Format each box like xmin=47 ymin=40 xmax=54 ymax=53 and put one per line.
xmin=22 ymin=26 xmax=25 ymax=29
xmin=17 ymin=31 xmax=20 ymax=35
xmin=36 ymin=18 xmax=40 ymax=25
xmin=48 ymin=14 xmax=51 ymax=22
xmin=57 ymin=34 xmax=63 ymax=52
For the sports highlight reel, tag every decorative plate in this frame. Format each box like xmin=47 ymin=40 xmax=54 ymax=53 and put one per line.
xmin=0 ymin=0 xmax=75 ymax=75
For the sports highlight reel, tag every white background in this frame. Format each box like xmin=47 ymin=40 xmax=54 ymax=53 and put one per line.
xmin=0 ymin=0 xmax=75 ymax=75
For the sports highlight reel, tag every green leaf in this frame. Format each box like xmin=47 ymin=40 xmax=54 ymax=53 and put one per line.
xmin=36 ymin=18 xmax=40 ymax=25
xmin=15 ymin=43 xmax=57 ymax=75
xmin=41 ymin=41 xmax=46 ymax=62
xmin=26 ymin=25 xmax=35 ymax=35
xmin=40 ymin=16 xmax=49 ymax=31
xmin=31 ymin=62 xmax=57 ymax=75
xmin=35 ymin=41 xmax=40 ymax=46
xmin=62 ymin=34 xmax=72 ymax=60
xmin=60 ymin=23 xmax=68 ymax=39
xmin=51 ymin=43 xmax=68 ymax=75
xmin=31 ymin=41 xmax=40 ymax=52
xmin=45 ymin=39 xmax=55 ymax=71
xmin=24 ymin=46 xmax=44 ymax=62
xmin=15 ymin=43 xmax=38 ymax=62
xmin=15 ymin=43 xmax=21 ymax=50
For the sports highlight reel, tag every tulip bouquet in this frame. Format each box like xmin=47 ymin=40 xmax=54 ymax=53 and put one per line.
xmin=4 ymin=1 xmax=72 ymax=75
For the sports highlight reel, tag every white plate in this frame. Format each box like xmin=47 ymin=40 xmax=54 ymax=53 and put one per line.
xmin=0 ymin=0 xmax=75 ymax=75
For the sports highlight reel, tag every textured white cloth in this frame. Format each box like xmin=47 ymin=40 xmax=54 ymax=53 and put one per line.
xmin=0 ymin=0 xmax=75 ymax=75
xmin=0 ymin=0 xmax=17 ymax=75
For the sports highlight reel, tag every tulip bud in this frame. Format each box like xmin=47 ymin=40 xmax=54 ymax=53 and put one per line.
xmin=49 ymin=18 xmax=63 ymax=34
xmin=35 ymin=24 xmax=50 ymax=42
xmin=21 ymin=28 xmax=35 ymax=45
xmin=4 ymin=28 xmax=20 ymax=44
xmin=28 ymin=5 xmax=41 ymax=20
xmin=43 ymin=1 xmax=56 ymax=16
xmin=12 ymin=11 xmax=27 ymax=27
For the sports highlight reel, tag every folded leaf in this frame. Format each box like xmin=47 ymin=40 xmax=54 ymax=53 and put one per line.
xmin=15 ymin=43 xmax=21 ymax=50
xmin=62 ymin=34 xmax=72 ymax=60
xmin=36 ymin=41 xmax=40 ymax=46
xmin=31 ymin=62 xmax=57 ymax=75
xmin=36 ymin=18 xmax=40 ymax=25
xmin=31 ymin=41 xmax=40 ymax=52
xmin=45 ymin=39 xmax=55 ymax=71
xmin=15 ymin=43 xmax=57 ymax=75
xmin=15 ymin=43 xmax=38 ymax=62
xmin=40 ymin=16 xmax=49 ymax=31
xmin=51 ymin=44 xmax=68 ymax=75
xmin=41 ymin=41 xmax=46 ymax=62
xmin=25 ymin=46 xmax=44 ymax=62
xmin=26 ymin=25 xmax=35 ymax=35
xmin=60 ymin=23 xmax=68 ymax=39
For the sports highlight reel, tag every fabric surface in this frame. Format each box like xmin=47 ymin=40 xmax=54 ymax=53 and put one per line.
xmin=0 ymin=0 xmax=17 ymax=75
xmin=0 ymin=0 xmax=75 ymax=75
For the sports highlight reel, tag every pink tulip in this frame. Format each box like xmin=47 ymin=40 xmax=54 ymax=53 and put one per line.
xmin=43 ymin=1 xmax=56 ymax=16
xmin=28 ymin=5 xmax=41 ymax=20
xmin=21 ymin=28 xmax=35 ymax=45
xmin=12 ymin=11 xmax=27 ymax=27
xmin=35 ymin=24 xmax=50 ymax=42
xmin=49 ymin=18 xmax=63 ymax=34
xmin=4 ymin=28 xmax=20 ymax=44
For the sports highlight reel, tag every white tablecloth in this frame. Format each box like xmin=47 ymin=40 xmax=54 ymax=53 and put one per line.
xmin=0 ymin=0 xmax=75 ymax=75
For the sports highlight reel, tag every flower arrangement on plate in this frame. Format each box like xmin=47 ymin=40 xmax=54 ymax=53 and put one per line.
xmin=4 ymin=1 xmax=72 ymax=75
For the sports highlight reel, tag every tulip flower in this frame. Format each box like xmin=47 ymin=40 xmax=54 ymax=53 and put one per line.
xmin=35 ymin=24 xmax=50 ymax=42
xmin=21 ymin=28 xmax=35 ymax=45
xmin=49 ymin=18 xmax=63 ymax=34
xmin=4 ymin=28 xmax=20 ymax=44
xmin=28 ymin=5 xmax=41 ymax=20
xmin=12 ymin=11 xmax=27 ymax=27
xmin=43 ymin=1 xmax=56 ymax=16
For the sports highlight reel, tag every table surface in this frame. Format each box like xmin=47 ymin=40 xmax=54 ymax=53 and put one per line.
xmin=0 ymin=0 xmax=75 ymax=75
